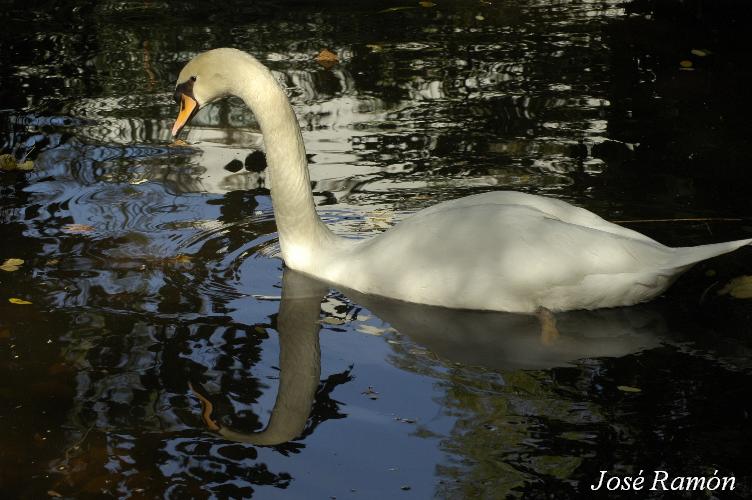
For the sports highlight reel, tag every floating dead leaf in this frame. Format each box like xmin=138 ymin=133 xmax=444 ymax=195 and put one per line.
xmin=366 ymin=209 xmax=395 ymax=229
xmin=419 ymin=1 xmax=435 ymax=7
xmin=47 ymin=491 xmax=62 ymax=498
xmin=165 ymin=254 xmax=192 ymax=266
xmin=46 ymin=258 xmax=60 ymax=266
xmin=395 ymin=416 xmax=416 ymax=423
xmin=0 ymin=154 xmax=17 ymax=170
xmin=9 ymin=297 xmax=32 ymax=305
xmin=718 ymin=275 xmax=752 ymax=299
xmin=362 ymin=386 xmax=379 ymax=400
xmin=617 ymin=385 xmax=642 ymax=393
xmin=366 ymin=44 xmax=383 ymax=53
xmin=170 ymin=139 xmax=190 ymax=147
xmin=679 ymin=60 xmax=694 ymax=70
xmin=378 ymin=6 xmax=415 ymax=13
xmin=0 ymin=154 xmax=34 ymax=171
xmin=315 ymin=49 xmax=338 ymax=68
xmin=62 ymin=223 xmax=95 ymax=234
xmin=0 ymin=258 xmax=24 ymax=272
xmin=321 ymin=316 xmax=346 ymax=325
xmin=357 ymin=324 xmax=390 ymax=336
xmin=691 ymin=48 xmax=711 ymax=57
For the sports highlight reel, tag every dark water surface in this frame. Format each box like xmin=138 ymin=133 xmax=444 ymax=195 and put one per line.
xmin=2 ymin=0 xmax=752 ymax=498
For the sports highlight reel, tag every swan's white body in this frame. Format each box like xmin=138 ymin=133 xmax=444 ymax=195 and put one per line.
xmin=173 ymin=48 xmax=751 ymax=313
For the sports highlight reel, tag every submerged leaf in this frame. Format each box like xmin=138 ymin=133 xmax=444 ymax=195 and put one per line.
xmin=617 ymin=385 xmax=642 ymax=393
xmin=62 ymin=223 xmax=95 ymax=234
xmin=0 ymin=258 xmax=24 ymax=272
xmin=378 ymin=6 xmax=415 ymax=13
xmin=718 ymin=275 xmax=752 ymax=299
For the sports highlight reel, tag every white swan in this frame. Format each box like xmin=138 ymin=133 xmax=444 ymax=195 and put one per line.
xmin=171 ymin=48 xmax=752 ymax=313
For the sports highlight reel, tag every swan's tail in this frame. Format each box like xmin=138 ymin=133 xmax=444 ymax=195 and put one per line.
xmin=670 ymin=238 xmax=752 ymax=269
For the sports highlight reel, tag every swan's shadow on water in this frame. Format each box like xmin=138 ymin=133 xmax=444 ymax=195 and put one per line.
xmin=196 ymin=268 xmax=666 ymax=445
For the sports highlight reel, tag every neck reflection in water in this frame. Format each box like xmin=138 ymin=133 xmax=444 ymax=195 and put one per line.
xmin=193 ymin=269 xmax=665 ymax=445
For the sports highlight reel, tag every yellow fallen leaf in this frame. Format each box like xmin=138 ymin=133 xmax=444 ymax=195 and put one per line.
xmin=315 ymin=48 xmax=339 ymax=69
xmin=0 ymin=258 xmax=24 ymax=272
xmin=170 ymin=139 xmax=190 ymax=147
xmin=617 ymin=385 xmax=642 ymax=393
xmin=419 ymin=1 xmax=435 ymax=7
xmin=679 ymin=60 xmax=693 ymax=68
xmin=62 ymin=223 xmax=95 ymax=234
xmin=718 ymin=275 xmax=752 ymax=299
xmin=9 ymin=298 xmax=32 ymax=305
xmin=691 ymin=48 xmax=710 ymax=57
xmin=16 ymin=160 xmax=34 ymax=171
xmin=0 ymin=154 xmax=17 ymax=170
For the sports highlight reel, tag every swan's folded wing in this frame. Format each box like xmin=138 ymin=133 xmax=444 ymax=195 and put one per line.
xmin=330 ymin=204 xmax=676 ymax=312
xmin=411 ymin=190 xmax=660 ymax=244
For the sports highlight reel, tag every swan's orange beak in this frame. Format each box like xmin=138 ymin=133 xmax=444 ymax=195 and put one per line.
xmin=172 ymin=94 xmax=198 ymax=137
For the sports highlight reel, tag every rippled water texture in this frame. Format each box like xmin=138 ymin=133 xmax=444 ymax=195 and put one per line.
xmin=2 ymin=0 xmax=752 ymax=498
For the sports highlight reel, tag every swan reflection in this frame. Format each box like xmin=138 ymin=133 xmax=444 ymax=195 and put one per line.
xmin=195 ymin=268 xmax=665 ymax=445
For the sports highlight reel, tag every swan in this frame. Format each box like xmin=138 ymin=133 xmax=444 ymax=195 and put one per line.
xmin=171 ymin=48 xmax=752 ymax=313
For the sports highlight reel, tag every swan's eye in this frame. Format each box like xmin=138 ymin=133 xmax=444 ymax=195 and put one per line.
xmin=174 ymin=77 xmax=196 ymax=106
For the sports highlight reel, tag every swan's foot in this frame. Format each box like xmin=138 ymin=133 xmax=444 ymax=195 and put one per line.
xmin=536 ymin=307 xmax=560 ymax=346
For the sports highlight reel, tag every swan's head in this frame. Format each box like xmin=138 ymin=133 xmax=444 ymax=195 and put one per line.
xmin=171 ymin=48 xmax=251 ymax=137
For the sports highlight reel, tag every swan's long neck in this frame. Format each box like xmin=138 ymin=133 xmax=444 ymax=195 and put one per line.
xmin=234 ymin=58 xmax=337 ymax=265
